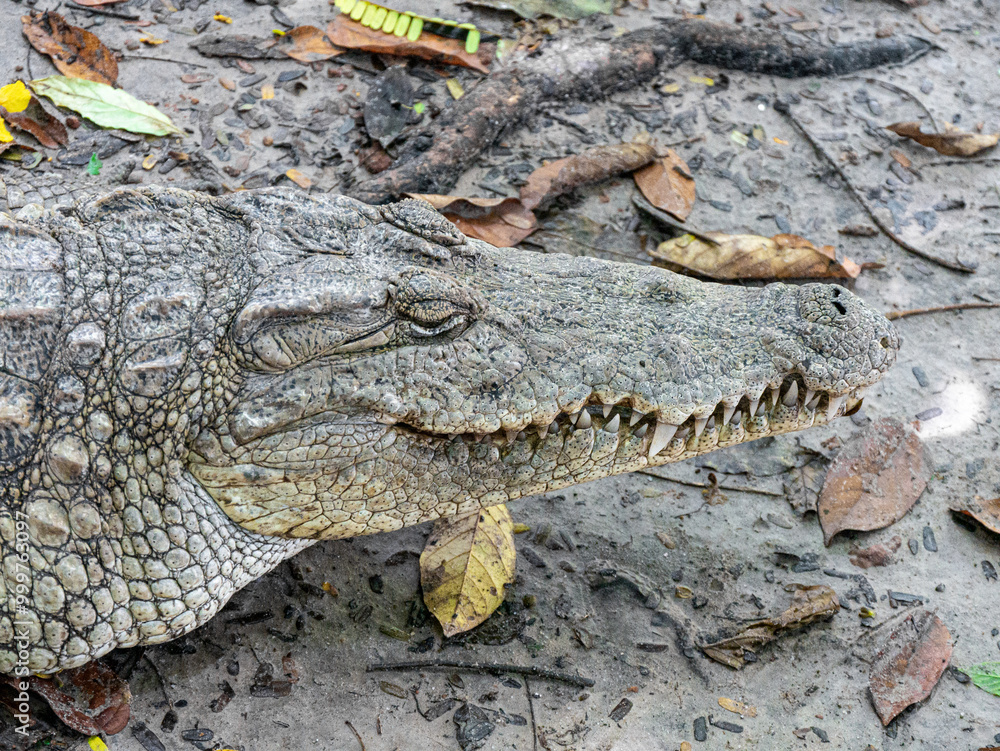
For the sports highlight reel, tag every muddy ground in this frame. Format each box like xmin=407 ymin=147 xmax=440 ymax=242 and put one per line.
xmin=1 ymin=0 xmax=999 ymax=748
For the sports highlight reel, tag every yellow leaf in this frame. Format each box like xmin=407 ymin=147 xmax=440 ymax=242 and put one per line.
xmin=142 ymin=154 xmax=157 ymax=170
xmin=285 ymin=168 xmax=313 ymax=189
xmin=0 ymin=81 xmax=31 ymax=113
xmin=445 ymin=77 xmax=464 ymax=100
xmin=88 ymin=738 xmax=109 ymax=751
xmin=0 ymin=119 xmax=12 ymax=143
xmin=214 ymin=13 xmax=233 ymax=23
xmin=688 ymin=75 xmax=714 ymax=86
xmin=718 ymin=697 xmax=757 ymax=717
xmin=261 ymin=84 xmax=274 ymax=99
xmin=420 ymin=504 xmax=516 ymax=637
xmin=140 ymin=36 xmax=167 ymax=45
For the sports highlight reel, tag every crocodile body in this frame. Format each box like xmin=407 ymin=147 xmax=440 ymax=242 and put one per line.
xmin=0 ymin=187 xmax=898 ymax=675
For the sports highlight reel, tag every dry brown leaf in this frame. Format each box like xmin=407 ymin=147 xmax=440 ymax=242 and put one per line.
xmin=650 ymin=231 xmax=861 ymax=280
xmin=22 ymin=12 xmax=119 ymax=87
xmin=0 ymin=95 xmax=68 ymax=149
xmin=869 ymin=610 xmax=953 ymax=725
xmin=717 ymin=697 xmax=757 ymax=717
xmin=326 ymin=16 xmax=490 ymax=74
xmin=887 ymin=121 xmax=999 ymax=157
xmin=702 ymin=584 xmax=839 ymax=669
xmin=849 ymin=535 xmax=902 ymax=569
xmin=818 ymin=417 xmax=927 ymax=546
xmin=519 ymin=143 xmax=656 ymax=211
xmin=406 ymin=193 xmax=537 ymax=247
xmin=633 ymin=149 xmax=696 ymax=221
xmin=420 ymin=504 xmax=516 ymax=637
xmin=278 ymin=25 xmax=344 ymax=63
xmin=951 ymin=496 xmax=1000 ymax=536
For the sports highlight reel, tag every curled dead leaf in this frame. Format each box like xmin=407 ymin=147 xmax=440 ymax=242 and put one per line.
xmin=278 ymin=25 xmax=344 ymax=63
xmin=326 ymin=16 xmax=490 ymax=74
xmin=0 ymin=95 xmax=68 ymax=149
xmin=651 ymin=231 xmax=861 ymax=280
xmin=701 ymin=584 xmax=839 ymax=669
xmin=887 ymin=121 xmax=999 ymax=157
xmin=869 ymin=610 xmax=953 ymax=725
xmin=406 ymin=193 xmax=537 ymax=247
xmin=519 ymin=143 xmax=656 ymax=211
xmin=951 ymin=496 xmax=1000 ymax=537
xmin=420 ymin=504 xmax=517 ymax=637
xmin=633 ymin=149 xmax=696 ymax=221
xmin=22 ymin=12 xmax=119 ymax=87
xmin=818 ymin=417 xmax=927 ymax=546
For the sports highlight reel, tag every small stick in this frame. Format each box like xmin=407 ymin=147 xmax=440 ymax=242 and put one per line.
xmin=776 ymin=103 xmax=976 ymax=274
xmin=972 ymin=356 xmax=1000 ymax=362
xmin=631 ymin=195 xmax=720 ymax=246
xmin=345 ymin=720 xmax=366 ymax=751
xmin=639 ymin=469 xmax=784 ymax=497
xmin=67 ymin=1 xmax=140 ymax=19
xmin=121 ymin=54 xmax=210 ymax=69
xmin=886 ymin=302 xmax=1000 ymax=320
xmin=546 ymin=111 xmax=590 ymax=136
xmin=525 ymin=677 xmax=539 ymax=751
xmin=846 ymin=76 xmax=939 ymax=132
xmin=367 ymin=660 xmax=595 ymax=688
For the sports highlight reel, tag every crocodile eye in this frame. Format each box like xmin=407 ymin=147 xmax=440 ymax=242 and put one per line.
xmin=395 ymin=270 xmax=477 ymax=339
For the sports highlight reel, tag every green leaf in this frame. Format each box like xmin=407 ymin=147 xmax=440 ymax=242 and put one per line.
xmin=960 ymin=662 xmax=1000 ymax=696
xmin=29 ymin=76 xmax=182 ymax=137
xmin=413 ymin=101 xmax=425 ymax=115
xmin=465 ymin=0 xmax=613 ymax=21
xmin=87 ymin=152 xmax=102 ymax=176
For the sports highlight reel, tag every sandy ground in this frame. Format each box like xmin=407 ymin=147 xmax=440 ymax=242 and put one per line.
xmin=1 ymin=0 xmax=999 ymax=748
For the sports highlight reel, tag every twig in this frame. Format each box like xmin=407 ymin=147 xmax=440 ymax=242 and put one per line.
xmin=885 ymin=302 xmax=1000 ymax=320
xmin=367 ymin=660 xmax=595 ymax=688
xmin=121 ymin=54 xmax=209 ymax=69
xmin=776 ymin=102 xmax=976 ymax=274
xmin=638 ymin=469 xmax=785 ymax=497
xmin=631 ymin=195 xmax=719 ymax=245
xmin=141 ymin=654 xmax=172 ymax=708
xmin=844 ymin=76 xmax=938 ymax=132
xmin=66 ymin=1 xmax=140 ymax=19
xmin=525 ymin=677 xmax=538 ymax=751
xmin=546 ymin=111 xmax=590 ymax=136
xmin=922 ymin=158 xmax=1000 ymax=168
xmin=345 ymin=720 xmax=366 ymax=751
xmin=673 ymin=501 xmax=707 ymax=518
xmin=972 ymin=356 xmax=1000 ymax=362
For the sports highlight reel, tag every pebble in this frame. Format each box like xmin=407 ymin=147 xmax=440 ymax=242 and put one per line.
xmin=983 ymin=561 xmax=998 ymax=581
xmin=774 ymin=214 xmax=791 ymax=233
xmin=239 ymin=73 xmax=267 ymax=88
xmin=908 ymin=538 xmax=919 ymax=555
xmin=693 ymin=716 xmax=708 ymax=742
xmin=911 ymin=366 xmax=929 ymax=387
xmin=916 ymin=407 xmax=943 ymax=421
xmin=922 ymin=526 xmax=937 ymax=552
xmin=278 ymin=69 xmax=306 ymax=82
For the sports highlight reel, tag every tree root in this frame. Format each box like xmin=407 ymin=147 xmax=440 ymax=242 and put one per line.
xmin=350 ymin=19 xmax=932 ymax=204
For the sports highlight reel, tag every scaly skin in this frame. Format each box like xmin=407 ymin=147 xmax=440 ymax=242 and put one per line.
xmin=0 ymin=187 xmax=898 ymax=675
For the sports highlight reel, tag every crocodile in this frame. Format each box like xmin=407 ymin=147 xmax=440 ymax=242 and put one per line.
xmin=0 ymin=186 xmax=898 ymax=676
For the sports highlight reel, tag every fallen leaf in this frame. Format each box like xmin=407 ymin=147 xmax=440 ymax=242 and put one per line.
xmin=406 ymin=193 xmax=537 ymax=247
xmin=650 ymin=231 xmax=861 ymax=280
xmin=446 ymin=77 xmax=465 ymax=99
xmin=950 ymin=496 xmax=1000 ymax=536
xmin=214 ymin=13 xmax=233 ymax=23
xmin=87 ymin=152 xmax=102 ymax=176
xmin=633 ymin=149 xmax=696 ymax=221
xmin=0 ymin=661 xmax=131 ymax=735
xmin=520 ymin=143 xmax=656 ymax=211
xmin=326 ymin=16 xmax=490 ymax=73
xmin=959 ymin=662 xmax=1000 ymax=697
xmin=22 ymin=12 xmax=119 ymax=87
xmin=420 ymin=504 xmax=517 ymax=637
xmin=887 ymin=121 xmax=999 ymax=157
xmin=718 ymin=697 xmax=757 ymax=717
xmin=261 ymin=84 xmax=274 ymax=100
xmin=849 ymin=535 xmax=902 ymax=569
xmin=466 ymin=0 xmax=612 ymax=20
xmin=702 ymin=584 xmax=840 ymax=669
xmin=278 ymin=25 xmax=344 ymax=63
xmin=364 ymin=66 xmax=414 ymax=148
xmin=869 ymin=610 xmax=953 ymax=725
xmin=29 ymin=76 xmax=182 ymax=137
xmin=0 ymin=94 xmax=67 ymax=148
xmin=818 ymin=418 xmax=927 ymax=545
xmin=139 ymin=36 xmax=167 ymax=46
xmin=285 ymin=168 xmax=312 ymax=189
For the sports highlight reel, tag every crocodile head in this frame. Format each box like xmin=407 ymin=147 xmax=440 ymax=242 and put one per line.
xmin=180 ymin=191 xmax=899 ymax=540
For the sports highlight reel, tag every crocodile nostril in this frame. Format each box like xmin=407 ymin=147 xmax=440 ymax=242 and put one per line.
xmin=833 ymin=300 xmax=847 ymax=315
xmin=880 ymin=336 xmax=890 ymax=348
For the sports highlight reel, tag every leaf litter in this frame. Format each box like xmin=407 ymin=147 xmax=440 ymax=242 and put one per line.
xmin=887 ymin=121 xmax=999 ymax=157
xmin=22 ymin=12 xmax=119 ymax=87
xmin=406 ymin=193 xmax=537 ymax=247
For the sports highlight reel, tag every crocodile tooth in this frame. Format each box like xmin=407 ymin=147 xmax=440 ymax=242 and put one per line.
xmin=748 ymin=397 xmax=760 ymax=416
xmin=755 ymin=399 xmax=768 ymax=418
xmin=548 ymin=422 xmax=560 ymax=434
xmin=629 ymin=411 xmax=644 ymax=427
xmin=693 ymin=416 xmax=708 ymax=437
xmin=517 ymin=431 xmax=526 ymax=441
xmin=576 ymin=411 xmax=592 ymax=429
xmin=826 ymin=395 xmax=846 ymax=422
xmin=729 ymin=408 xmax=742 ymax=425
xmin=782 ymin=381 xmax=799 ymax=407
xmin=505 ymin=429 xmax=518 ymax=443
xmin=569 ymin=411 xmax=581 ymax=426
xmin=633 ymin=423 xmax=648 ymax=438
xmin=604 ymin=414 xmax=620 ymax=433
xmin=602 ymin=405 xmax=613 ymax=418
xmin=722 ymin=402 xmax=736 ymax=424
xmin=768 ymin=386 xmax=780 ymax=407
xmin=648 ymin=422 xmax=677 ymax=458
xmin=804 ymin=389 xmax=818 ymax=409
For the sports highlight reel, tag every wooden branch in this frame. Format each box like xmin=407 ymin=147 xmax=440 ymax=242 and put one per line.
xmin=350 ymin=20 xmax=932 ymax=204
